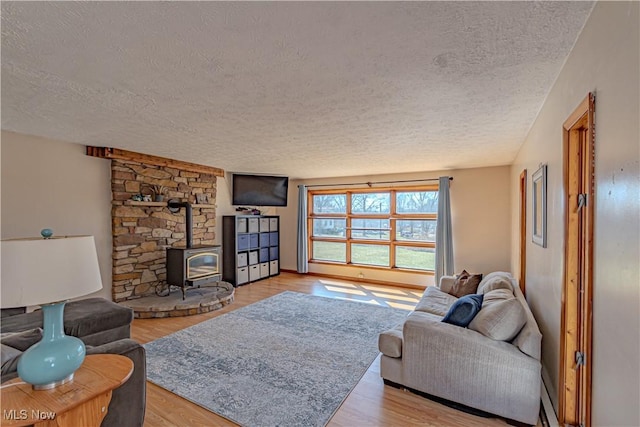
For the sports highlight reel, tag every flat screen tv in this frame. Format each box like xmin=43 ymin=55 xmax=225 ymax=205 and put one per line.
xmin=232 ymin=174 xmax=289 ymax=207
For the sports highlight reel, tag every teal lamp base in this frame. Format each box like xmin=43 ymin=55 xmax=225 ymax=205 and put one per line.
xmin=17 ymin=301 xmax=86 ymax=390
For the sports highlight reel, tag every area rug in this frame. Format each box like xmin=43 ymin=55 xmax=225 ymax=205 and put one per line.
xmin=143 ymin=291 xmax=408 ymax=427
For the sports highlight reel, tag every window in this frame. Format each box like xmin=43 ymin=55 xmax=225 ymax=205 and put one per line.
xmin=307 ymin=186 xmax=438 ymax=272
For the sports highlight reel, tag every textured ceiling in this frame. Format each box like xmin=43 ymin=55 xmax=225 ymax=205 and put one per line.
xmin=1 ymin=2 xmax=594 ymax=179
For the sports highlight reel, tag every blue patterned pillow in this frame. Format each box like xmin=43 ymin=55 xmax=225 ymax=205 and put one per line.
xmin=442 ymin=294 xmax=484 ymax=327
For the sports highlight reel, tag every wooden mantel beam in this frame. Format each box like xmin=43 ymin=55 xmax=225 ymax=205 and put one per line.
xmin=86 ymin=146 xmax=225 ymax=177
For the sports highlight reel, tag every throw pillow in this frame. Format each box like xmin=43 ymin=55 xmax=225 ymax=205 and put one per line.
xmin=481 ymin=288 xmax=514 ymax=304
xmin=469 ymin=298 xmax=527 ymax=341
xmin=442 ymin=294 xmax=484 ymax=327
xmin=0 ymin=328 xmax=43 ymax=351
xmin=477 ymin=272 xmax=513 ymax=294
xmin=450 ymin=270 xmax=483 ymax=298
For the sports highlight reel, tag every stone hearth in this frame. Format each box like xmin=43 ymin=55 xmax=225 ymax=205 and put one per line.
xmin=119 ymin=282 xmax=234 ymax=318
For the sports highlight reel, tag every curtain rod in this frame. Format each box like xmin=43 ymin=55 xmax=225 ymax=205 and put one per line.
xmin=299 ymin=176 xmax=452 ymax=189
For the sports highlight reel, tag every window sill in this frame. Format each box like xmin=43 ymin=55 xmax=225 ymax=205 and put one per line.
xmin=308 ymin=260 xmax=434 ymax=275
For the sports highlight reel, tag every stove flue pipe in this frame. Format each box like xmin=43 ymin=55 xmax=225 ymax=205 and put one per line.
xmin=167 ymin=200 xmax=193 ymax=248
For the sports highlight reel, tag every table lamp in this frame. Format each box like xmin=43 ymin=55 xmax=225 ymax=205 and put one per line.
xmin=1 ymin=232 xmax=103 ymax=389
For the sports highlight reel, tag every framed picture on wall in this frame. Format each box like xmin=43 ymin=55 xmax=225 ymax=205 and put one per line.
xmin=532 ymin=164 xmax=547 ymax=247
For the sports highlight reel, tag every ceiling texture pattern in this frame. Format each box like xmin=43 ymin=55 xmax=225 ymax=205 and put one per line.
xmin=1 ymin=2 xmax=594 ymax=179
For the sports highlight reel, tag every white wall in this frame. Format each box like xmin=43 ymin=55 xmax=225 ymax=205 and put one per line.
xmin=509 ymin=2 xmax=640 ymax=425
xmin=1 ymin=131 xmax=113 ymax=300
xmin=279 ymin=165 xmax=512 ymax=287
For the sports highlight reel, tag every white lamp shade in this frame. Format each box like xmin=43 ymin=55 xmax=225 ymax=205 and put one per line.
xmin=1 ymin=235 xmax=103 ymax=308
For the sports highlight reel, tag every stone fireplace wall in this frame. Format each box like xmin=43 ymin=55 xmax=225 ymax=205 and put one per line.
xmin=111 ymin=159 xmax=217 ymax=302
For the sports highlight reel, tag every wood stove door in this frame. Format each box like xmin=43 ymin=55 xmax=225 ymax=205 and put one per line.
xmin=187 ymin=252 xmax=219 ymax=280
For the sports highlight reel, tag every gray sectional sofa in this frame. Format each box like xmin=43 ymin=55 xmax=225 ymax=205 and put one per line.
xmin=1 ymin=298 xmax=146 ymax=427
xmin=378 ymin=271 xmax=542 ymax=425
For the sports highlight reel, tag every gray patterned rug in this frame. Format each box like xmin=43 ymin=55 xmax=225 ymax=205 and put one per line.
xmin=143 ymin=291 xmax=408 ymax=427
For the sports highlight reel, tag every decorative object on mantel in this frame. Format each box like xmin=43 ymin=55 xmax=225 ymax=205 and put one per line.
xmin=195 ymin=193 xmax=209 ymax=204
xmin=145 ymin=184 xmax=167 ymax=202
xmin=1 ymin=233 xmax=103 ymax=389
xmin=532 ymin=163 xmax=547 ymax=248
xmin=151 ymin=184 xmax=167 ymax=202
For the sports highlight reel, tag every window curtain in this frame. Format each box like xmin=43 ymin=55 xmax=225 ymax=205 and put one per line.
xmin=297 ymin=185 xmax=309 ymax=273
xmin=435 ymin=176 xmax=454 ymax=284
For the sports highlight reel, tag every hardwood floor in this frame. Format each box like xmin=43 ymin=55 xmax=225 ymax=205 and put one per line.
xmin=132 ymin=272 xmax=537 ymax=426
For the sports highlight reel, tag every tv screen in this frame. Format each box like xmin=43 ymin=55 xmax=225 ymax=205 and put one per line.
xmin=232 ymin=174 xmax=289 ymax=207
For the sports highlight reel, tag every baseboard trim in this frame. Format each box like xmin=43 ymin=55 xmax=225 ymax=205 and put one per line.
xmin=541 ymin=380 xmax=559 ymax=427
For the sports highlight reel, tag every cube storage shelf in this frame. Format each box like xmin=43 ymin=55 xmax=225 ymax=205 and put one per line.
xmin=222 ymin=215 xmax=280 ymax=286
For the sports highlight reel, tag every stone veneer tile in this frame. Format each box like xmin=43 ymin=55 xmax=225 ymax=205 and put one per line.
xmin=110 ymin=159 xmax=218 ymax=302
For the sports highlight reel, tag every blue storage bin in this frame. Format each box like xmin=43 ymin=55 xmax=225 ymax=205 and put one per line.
xmin=260 ymin=248 xmax=269 ymax=263
xmin=249 ymin=233 xmax=259 ymax=249
xmin=237 ymin=234 xmax=249 ymax=251
xmin=269 ymin=232 xmax=279 ymax=246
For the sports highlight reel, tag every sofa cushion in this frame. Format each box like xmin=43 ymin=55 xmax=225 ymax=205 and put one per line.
xmin=512 ymin=319 xmax=542 ymax=359
xmin=1 ymin=344 xmax=21 ymax=366
xmin=0 ymin=328 xmax=43 ymax=351
xmin=438 ymin=276 xmax=456 ymax=294
xmin=512 ymin=290 xmax=543 ymax=359
xmin=1 ymin=307 xmax=26 ymax=319
xmin=477 ymin=272 xmax=513 ymax=294
xmin=442 ymin=294 xmax=484 ymax=327
xmin=1 ymin=344 xmax=22 ymax=377
xmin=450 ymin=270 xmax=483 ymax=298
xmin=469 ymin=297 xmax=527 ymax=341
xmin=0 ymin=298 xmax=133 ymax=341
xmin=378 ymin=324 xmax=403 ymax=358
xmin=415 ymin=286 xmax=457 ymax=317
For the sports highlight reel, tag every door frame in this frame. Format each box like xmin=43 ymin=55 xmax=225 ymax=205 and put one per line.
xmin=559 ymin=93 xmax=595 ymax=427
xmin=519 ymin=169 xmax=527 ymax=295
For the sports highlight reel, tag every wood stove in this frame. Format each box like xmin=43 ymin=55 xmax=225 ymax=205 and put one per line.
xmin=166 ymin=201 xmax=222 ymax=299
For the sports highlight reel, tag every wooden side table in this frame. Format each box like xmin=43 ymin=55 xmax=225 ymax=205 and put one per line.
xmin=1 ymin=354 xmax=133 ymax=427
